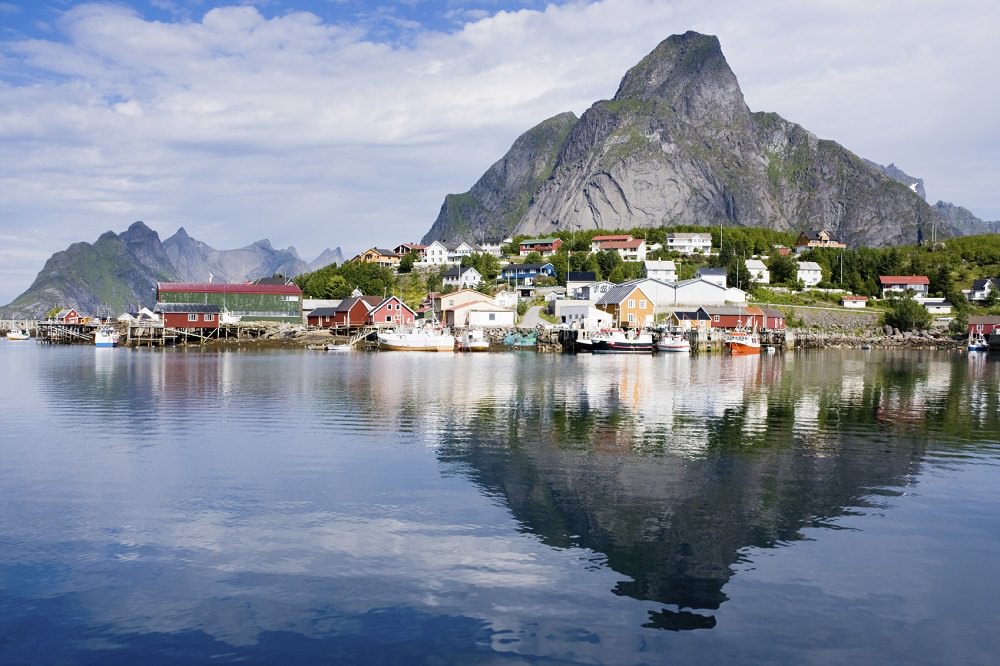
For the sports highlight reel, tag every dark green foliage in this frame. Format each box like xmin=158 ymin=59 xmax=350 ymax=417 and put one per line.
xmin=297 ymin=261 xmax=395 ymax=299
xmin=461 ymin=253 xmax=500 ymax=282
xmin=883 ymin=297 xmax=932 ymax=332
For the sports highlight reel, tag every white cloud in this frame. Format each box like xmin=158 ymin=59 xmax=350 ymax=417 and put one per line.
xmin=0 ymin=0 xmax=998 ymax=305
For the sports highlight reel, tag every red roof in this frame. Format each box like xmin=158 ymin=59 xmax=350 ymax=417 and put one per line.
xmin=592 ymin=235 xmax=633 ymax=243
xmin=878 ymin=275 xmax=929 ymax=285
xmin=599 ymin=239 xmax=645 ymax=250
xmin=158 ymin=282 xmax=302 ymax=295
xmin=841 ymin=295 xmax=869 ymax=301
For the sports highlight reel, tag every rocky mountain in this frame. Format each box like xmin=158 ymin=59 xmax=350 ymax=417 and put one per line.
xmin=863 ymin=160 xmax=926 ymax=200
xmin=3 ymin=221 xmax=342 ymax=317
xmin=423 ymin=31 xmax=954 ymax=248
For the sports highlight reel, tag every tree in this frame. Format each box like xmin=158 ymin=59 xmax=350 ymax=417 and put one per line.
xmin=522 ymin=251 xmax=544 ymax=265
xmin=462 ymin=252 xmax=500 ymax=282
xmin=398 ymin=251 xmax=418 ymax=273
xmin=768 ymin=253 xmax=798 ymax=285
xmin=884 ymin=297 xmax=931 ymax=332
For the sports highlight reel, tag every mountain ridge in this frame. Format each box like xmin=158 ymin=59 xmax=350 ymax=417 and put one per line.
xmin=3 ymin=222 xmax=343 ymax=317
xmin=423 ymin=31 xmax=980 ymax=247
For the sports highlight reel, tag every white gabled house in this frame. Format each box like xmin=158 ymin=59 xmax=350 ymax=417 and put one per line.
xmin=744 ymin=259 xmax=770 ymax=284
xmin=421 ymin=241 xmax=452 ymax=265
xmin=443 ymin=266 xmax=482 ymax=289
xmin=666 ymin=232 xmax=712 ymax=255
xmin=643 ymin=260 xmax=677 ymax=282
xmin=797 ymin=261 xmax=823 ymax=287
xmin=695 ymin=266 xmax=727 ymax=287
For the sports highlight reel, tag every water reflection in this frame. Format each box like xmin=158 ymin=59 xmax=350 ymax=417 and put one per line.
xmin=3 ymin=345 xmax=1000 ymax=663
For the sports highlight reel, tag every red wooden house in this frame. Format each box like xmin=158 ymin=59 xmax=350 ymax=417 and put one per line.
xmin=154 ymin=303 xmax=221 ymax=329
xmin=759 ymin=307 xmax=786 ymax=331
xmin=699 ymin=306 xmax=751 ymax=330
xmin=968 ymin=315 xmax=1000 ymax=336
xmin=366 ymin=296 xmax=415 ymax=327
xmin=54 ymin=308 xmax=82 ymax=324
xmin=330 ymin=296 xmax=383 ymax=327
xmin=306 ymin=307 xmax=339 ymax=328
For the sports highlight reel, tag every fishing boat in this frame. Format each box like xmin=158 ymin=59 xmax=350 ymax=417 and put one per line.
xmin=656 ymin=333 xmax=691 ymax=353
xmin=94 ymin=326 xmax=119 ymax=348
xmin=6 ymin=328 xmax=30 ymax=341
xmin=591 ymin=329 xmax=654 ymax=354
xmin=724 ymin=323 xmax=761 ymax=355
xmin=377 ymin=325 xmax=455 ymax=352
xmin=573 ymin=329 xmax=596 ymax=353
xmin=325 ymin=343 xmax=354 ymax=352
xmin=457 ymin=328 xmax=490 ymax=352
xmin=968 ymin=333 xmax=989 ymax=352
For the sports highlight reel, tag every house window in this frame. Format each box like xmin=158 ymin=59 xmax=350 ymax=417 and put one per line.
xmin=489 ymin=313 xmax=495 ymax=321
xmin=628 ymin=313 xmax=635 ymax=323
xmin=188 ymin=314 xmax=198 ymax=322
xmin=386 ymin=315 xmax=391 ymax=322
xmin=627 ymin=299 xmax=635 ymax=308
xmin=639 ymin=300 xmax=646 ymax=309
xmin=714 ymin=315 xmax=720 ymax=322
xmin=205 ymin=314 xmax=215 ymax=322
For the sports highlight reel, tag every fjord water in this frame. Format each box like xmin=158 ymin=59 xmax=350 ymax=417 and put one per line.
xmin=1 ymin=344 xmax=999 ymax=665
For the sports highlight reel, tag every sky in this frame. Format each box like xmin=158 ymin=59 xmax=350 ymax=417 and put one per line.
xmin=1 ymin=0 xmax=998 ymax=305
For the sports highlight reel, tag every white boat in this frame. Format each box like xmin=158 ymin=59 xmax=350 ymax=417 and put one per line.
xmin=377 ymin=326 xmax=455 ymax=352
xmin=968 ymin=333 xmax=989 ymax=352
xmin=325 ymin=343 xmax=354 ymax=352
xmin=94 ymin=326 xmax=119 ymax=348
xmin=6 ymin=328 xmax=30 ymax=341
xmin=220 ymin=309 xmax=242 ymax=325
xmin=457 ymin=328 xmax=490 ymax=352
xmin=656 ymin=334 xmax=690 ymax=353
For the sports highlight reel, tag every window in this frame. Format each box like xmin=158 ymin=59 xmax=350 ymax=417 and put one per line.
xmin=714 ymin=315 xmax=720 ymax=322
xmin=188 ymin=313 xmax=198 ymax=322
xmin=627 ymin=313 xmax=635 ymax=323
xmin=489 ymin=313 xmax=495 ymax=321
xmin=205 ymin=314 xmax=215 ymax=322
xmin=386 ymin=315 xmax=392 ymax=322
xmin=627 ymin=299 xmax=635 ymax=309
xmin=639 ymin=300 xmax=646 ymax=309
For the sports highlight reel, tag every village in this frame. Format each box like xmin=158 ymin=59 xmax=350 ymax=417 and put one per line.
xmin=4 ymin=229 xmax=1000 ymax=353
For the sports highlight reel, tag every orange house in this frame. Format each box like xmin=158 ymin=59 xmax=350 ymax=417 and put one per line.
xmin=595 ymin=284 xmax=655 ymax=328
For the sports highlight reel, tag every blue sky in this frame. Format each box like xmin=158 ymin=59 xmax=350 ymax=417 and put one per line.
xmin=1 ymin=0 xmax=998 ymax=305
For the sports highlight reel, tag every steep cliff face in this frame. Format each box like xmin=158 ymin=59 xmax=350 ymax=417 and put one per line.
xmin=425 ymin=31 xmax=951 ymax=248
xmin=421 ymin=111 xmax=577 ymax=244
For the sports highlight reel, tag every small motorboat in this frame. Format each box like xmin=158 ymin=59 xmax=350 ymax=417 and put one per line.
xmin=968 ymin=333 xmax=989 ymax=352
xmin=457 ymin=328 xmax=490 ymax=352
xmin=6 ymin=328 xmax=30 ymax=341
xmin=656 ymin=334 xmax=690 ymax=353
xmin=94 ymin=326 xmax=119 ymax=347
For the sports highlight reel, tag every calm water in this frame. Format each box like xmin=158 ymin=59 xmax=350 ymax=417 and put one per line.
xmin=1 ymin=342 xmax=999 ymax=665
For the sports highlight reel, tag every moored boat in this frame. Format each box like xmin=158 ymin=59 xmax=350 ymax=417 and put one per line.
xmin=968 ymin=333 xmax=989 ymax=352
xmin=94 ymin=326 xmax=119 ymax=347
xmin=724 ymin=323 xmax=761 ymax=355
xmin=457 ymin=328 xmax=490 ymax=352
xmin=6 ymin=328 xmax=30 ymax=341
xmin=377 ymin=326 xmax=455 ymax=352
xmin=592 ymin=329 xmax=654 ymax=354
xmin=656 ymin=333 xmax=690 ymax=353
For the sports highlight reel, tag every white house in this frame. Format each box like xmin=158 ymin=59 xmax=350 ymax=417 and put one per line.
xmin=493 ymin=288 xmax=519 ymax=309
xmin=666 ymin=232 xmax=712 ymax=255
xmin=553 ymin=301 xmax=615 ymax=329
xmin=695 ymin=267 xmax=727 ymax=287
xmin=579 ymin=281 xmax=616 ymax=301
xmin=598 ymin=237 xmax=647 ymax=263
xmin=480 ymin=238 xmax=507 ymax=257
xmin=567 ymin=271 xmax=598 ymax=299
xmin=443 ymin=266 xmax=482 ymax=289
xmin=744 ymin=259 xmax=770 ymax=285
xmin=841 ymin=295 xmax=868 ymax=309
xmin=643 ymin=260 xmax=677 ymax=282
xmin=916 ymin=297 xmax=952 ymax=315
xmin=797 ymin=261 xmax=823 ymax=287
xmin=879 ymin=275 xmax=930 ymax=298
xmin=421 ymin=241 xmax=452 ymax=265
xmin=448 ymin=301 xmax=516 ymax=327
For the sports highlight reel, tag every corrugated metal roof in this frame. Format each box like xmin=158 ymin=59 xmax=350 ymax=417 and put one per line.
xmin=155 ymin=302 xmax=221 ymax=313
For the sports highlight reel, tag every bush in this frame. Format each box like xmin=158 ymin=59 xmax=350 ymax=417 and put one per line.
xmin=883 ymin=298 xmax=932 ymax=332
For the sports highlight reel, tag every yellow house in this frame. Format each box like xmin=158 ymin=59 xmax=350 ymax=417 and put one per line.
xmin=352 ymin=248 xmax=400 ymax=268
xmin=595 ymin=284 xmax=655 ymax=328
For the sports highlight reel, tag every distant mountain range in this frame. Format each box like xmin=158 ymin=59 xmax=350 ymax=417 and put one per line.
xmin=2 ymin=221 xmax=342 ymax=317
xmin=423 ymin=31 xmax=996 ymax=246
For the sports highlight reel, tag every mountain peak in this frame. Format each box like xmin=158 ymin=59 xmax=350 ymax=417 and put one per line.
xmin=614 ymin=31 xmax=745 ymax=121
